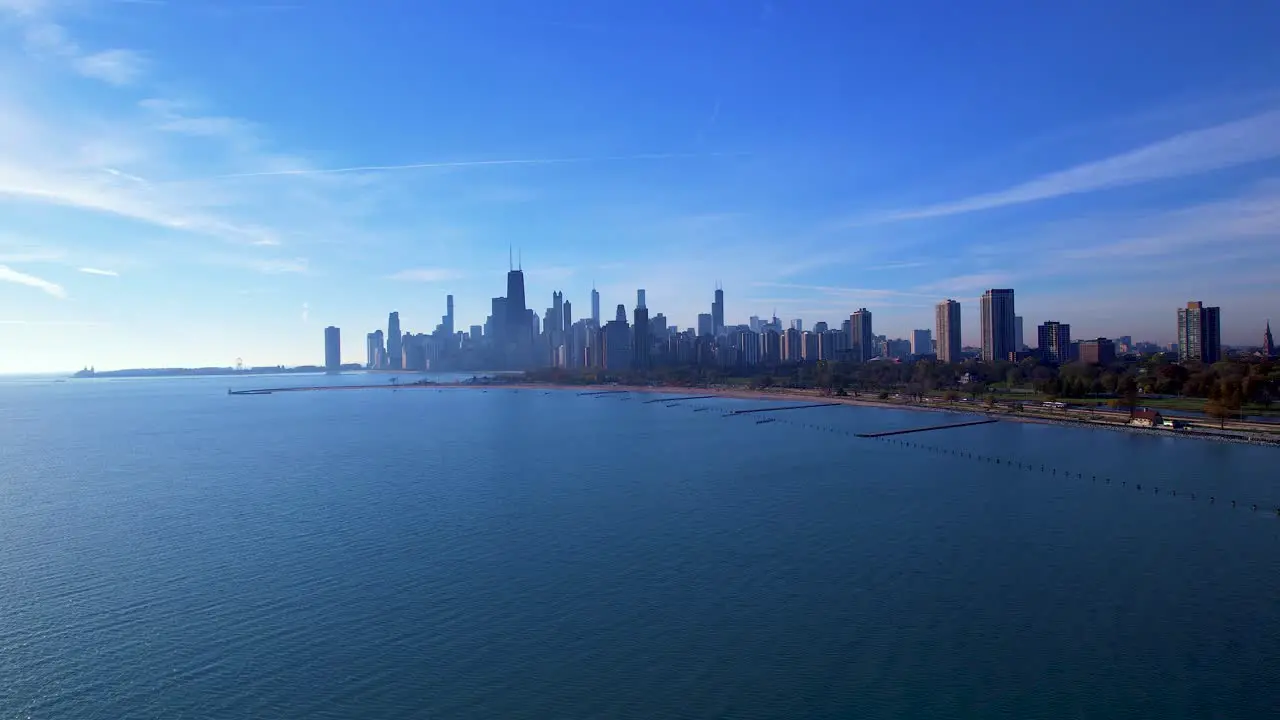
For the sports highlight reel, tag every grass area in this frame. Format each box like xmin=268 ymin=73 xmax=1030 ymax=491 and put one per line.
xmin=989 ymin=390 xmax=1279 ymax=417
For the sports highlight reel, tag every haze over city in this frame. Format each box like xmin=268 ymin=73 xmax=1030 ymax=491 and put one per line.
xmin=1 ymin=0 xmax=1278 ymax=372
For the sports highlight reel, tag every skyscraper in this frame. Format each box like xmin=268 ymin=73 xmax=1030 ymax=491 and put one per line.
xmin=935 ymin=299 xmax=961 ymax=363
xmin=603 ymin=305 xmax=631 ymax=370
xmin=1177 ymin=301 xmax=1222 ymax=364
xmin=1014 ymin=315 xmax=1024 ymax=351
xmin=979 ymin=289 xmax=1016 ymax=363
xmin=1037 ymin=321 xmax=1072 ymax=364
xmin=850 ymin=308 xmax=874 ymax=362
xmin=911 ymin=329 xmax=932 ymax=356
xmin=697 ymin=313 xmax=713 ymax=337
xmin=563 ymin=300 xmax=575 ymax=367
xmin=1265 ymin=320 xmax=1275 ymax=358
xmin=324 ymin=326 xmax=341 ymax=373
xmin=633 ymin=304 xmax=650 ymax=369
xmin=506 ymin=267 xmax=528 ymax=343
xmin=489 ymin=297 xmax=507 ymax=348
xmin=503 ymin=252 xmax=531 ymax=368
xmin=445 ymin=295 xmax=455 ymax=338
xmin=591 ymin=285 xmax=601 ymax=326
xmin=712 ymin=285 xmax=725 ymax=336
xmin=387 ymin=312 xmax=402 ymax=370
xmin=366 ymin=329 xmax=384 ymax=369
xmin=636 ymin=289 xmax=646 ymax=310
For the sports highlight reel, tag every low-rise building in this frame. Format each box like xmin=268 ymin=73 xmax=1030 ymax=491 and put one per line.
xmin=1130 ymin=409 xmax=1163 ymax=428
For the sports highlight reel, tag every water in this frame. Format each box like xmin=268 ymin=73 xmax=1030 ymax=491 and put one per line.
xmin=1 ymin=376 xmax=1277 ymax=719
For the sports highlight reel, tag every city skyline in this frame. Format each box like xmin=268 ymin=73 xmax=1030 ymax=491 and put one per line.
xmin=346 ymin=267 xmax=1265 ymax=376
xmin=1 ymin=1 xmax=1279 ymax=372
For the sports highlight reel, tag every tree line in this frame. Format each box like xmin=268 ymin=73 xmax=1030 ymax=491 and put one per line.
xmin=523 ymin=353 xmax=1278 ymax=418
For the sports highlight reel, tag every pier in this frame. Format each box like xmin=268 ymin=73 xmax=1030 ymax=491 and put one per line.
xmin=857 ymin=418 xmax=998 ymax=437
xmin=727 ymin=403 xmax=840 ymax=416
xmin=643 ymin=395 xmax=718 ymax=404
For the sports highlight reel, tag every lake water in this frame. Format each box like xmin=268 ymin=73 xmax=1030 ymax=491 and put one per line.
xmin=2 ymin=374 xmax=1278 ymax=719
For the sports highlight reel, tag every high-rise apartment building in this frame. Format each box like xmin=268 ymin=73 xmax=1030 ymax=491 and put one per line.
xmin=324 ymin=326 xmax=341 ymax=373
xmin=1177 ymin=301 xmax=1222 ymax=364
xmin=850 ymin=308 xmax=874 ymax=362
xmin=1036 ymin=321 xmax=1072 ymax=364
xmin=935 ymin=299 xmax=961 ymax=363
xmin=782 ymin=327 xmax=802 ymax=362
xmin=979 ymin=289 xmax=1016 ymax=363
xmin=801 ymin=331 xmax=820 ymax=363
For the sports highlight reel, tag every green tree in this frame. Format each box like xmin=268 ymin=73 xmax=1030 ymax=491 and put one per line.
xmin=1205 ymin=398 xmax=1231 ymax=429
xmin=1118 ymin=376 xmax=1139 ymax=418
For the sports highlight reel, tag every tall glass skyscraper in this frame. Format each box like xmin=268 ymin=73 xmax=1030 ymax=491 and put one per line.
xmin=979 ymin=289 xmax=1016 ymax=363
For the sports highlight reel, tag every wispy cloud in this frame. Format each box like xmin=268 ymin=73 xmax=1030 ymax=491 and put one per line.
xmin=914 ymin=273 xmax=1015 ymax=295
xmin=0 ymin=246 xmax=66 ymax=263
xmin=750 ymin=281 xmax=932 ymax=300
xmin=16 ymin=10 xmax=146 ymax=86
xmin=0 ymin=264 xmax=66 ymax=298
xmin=876 ymin=108 xmax=1280 ymax=223
xmin=0 ymin=319 xmax=110 ymax=326
xmin=248 ymin=257 xmax=309 ymax=274
xmin=1052 ymin=181 xmax=1280 ymax=262
xmin=300 ymin=301 xmax=309 ymax=323
xmin=388 ymin=268 xmax=463 ymax=283
xmin=74 ymin=49 xmax=146 ymax=86
xmin=205 ymin=152 xmax=747 ymax=180
xmin=78 ymin=267 xmax=119 ymax=276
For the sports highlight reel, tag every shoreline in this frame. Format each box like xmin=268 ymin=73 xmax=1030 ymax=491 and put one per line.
xmin=234 ymin=380 xmax=1280 ymax=447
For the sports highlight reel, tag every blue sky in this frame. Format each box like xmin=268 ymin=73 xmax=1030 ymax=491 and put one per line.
xmin=1 ymin=0 xmax=1278 ymax=371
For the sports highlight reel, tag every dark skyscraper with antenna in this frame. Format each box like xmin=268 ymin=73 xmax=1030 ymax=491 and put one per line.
xmin=712 ymin=284 xmax=725 ymax=336
xmin=502 ymin=249 xmax=531 ymax=368
xmin=505 ymin=249 xmax=528 ymax=343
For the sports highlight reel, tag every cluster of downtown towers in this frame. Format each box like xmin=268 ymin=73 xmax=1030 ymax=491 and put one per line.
xmin=323 ymin=266 xmax=1228 ymax=373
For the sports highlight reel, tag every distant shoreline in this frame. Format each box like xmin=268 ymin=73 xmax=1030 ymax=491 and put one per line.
xmin=230 ymin=380 xmax=1280 ymax=447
